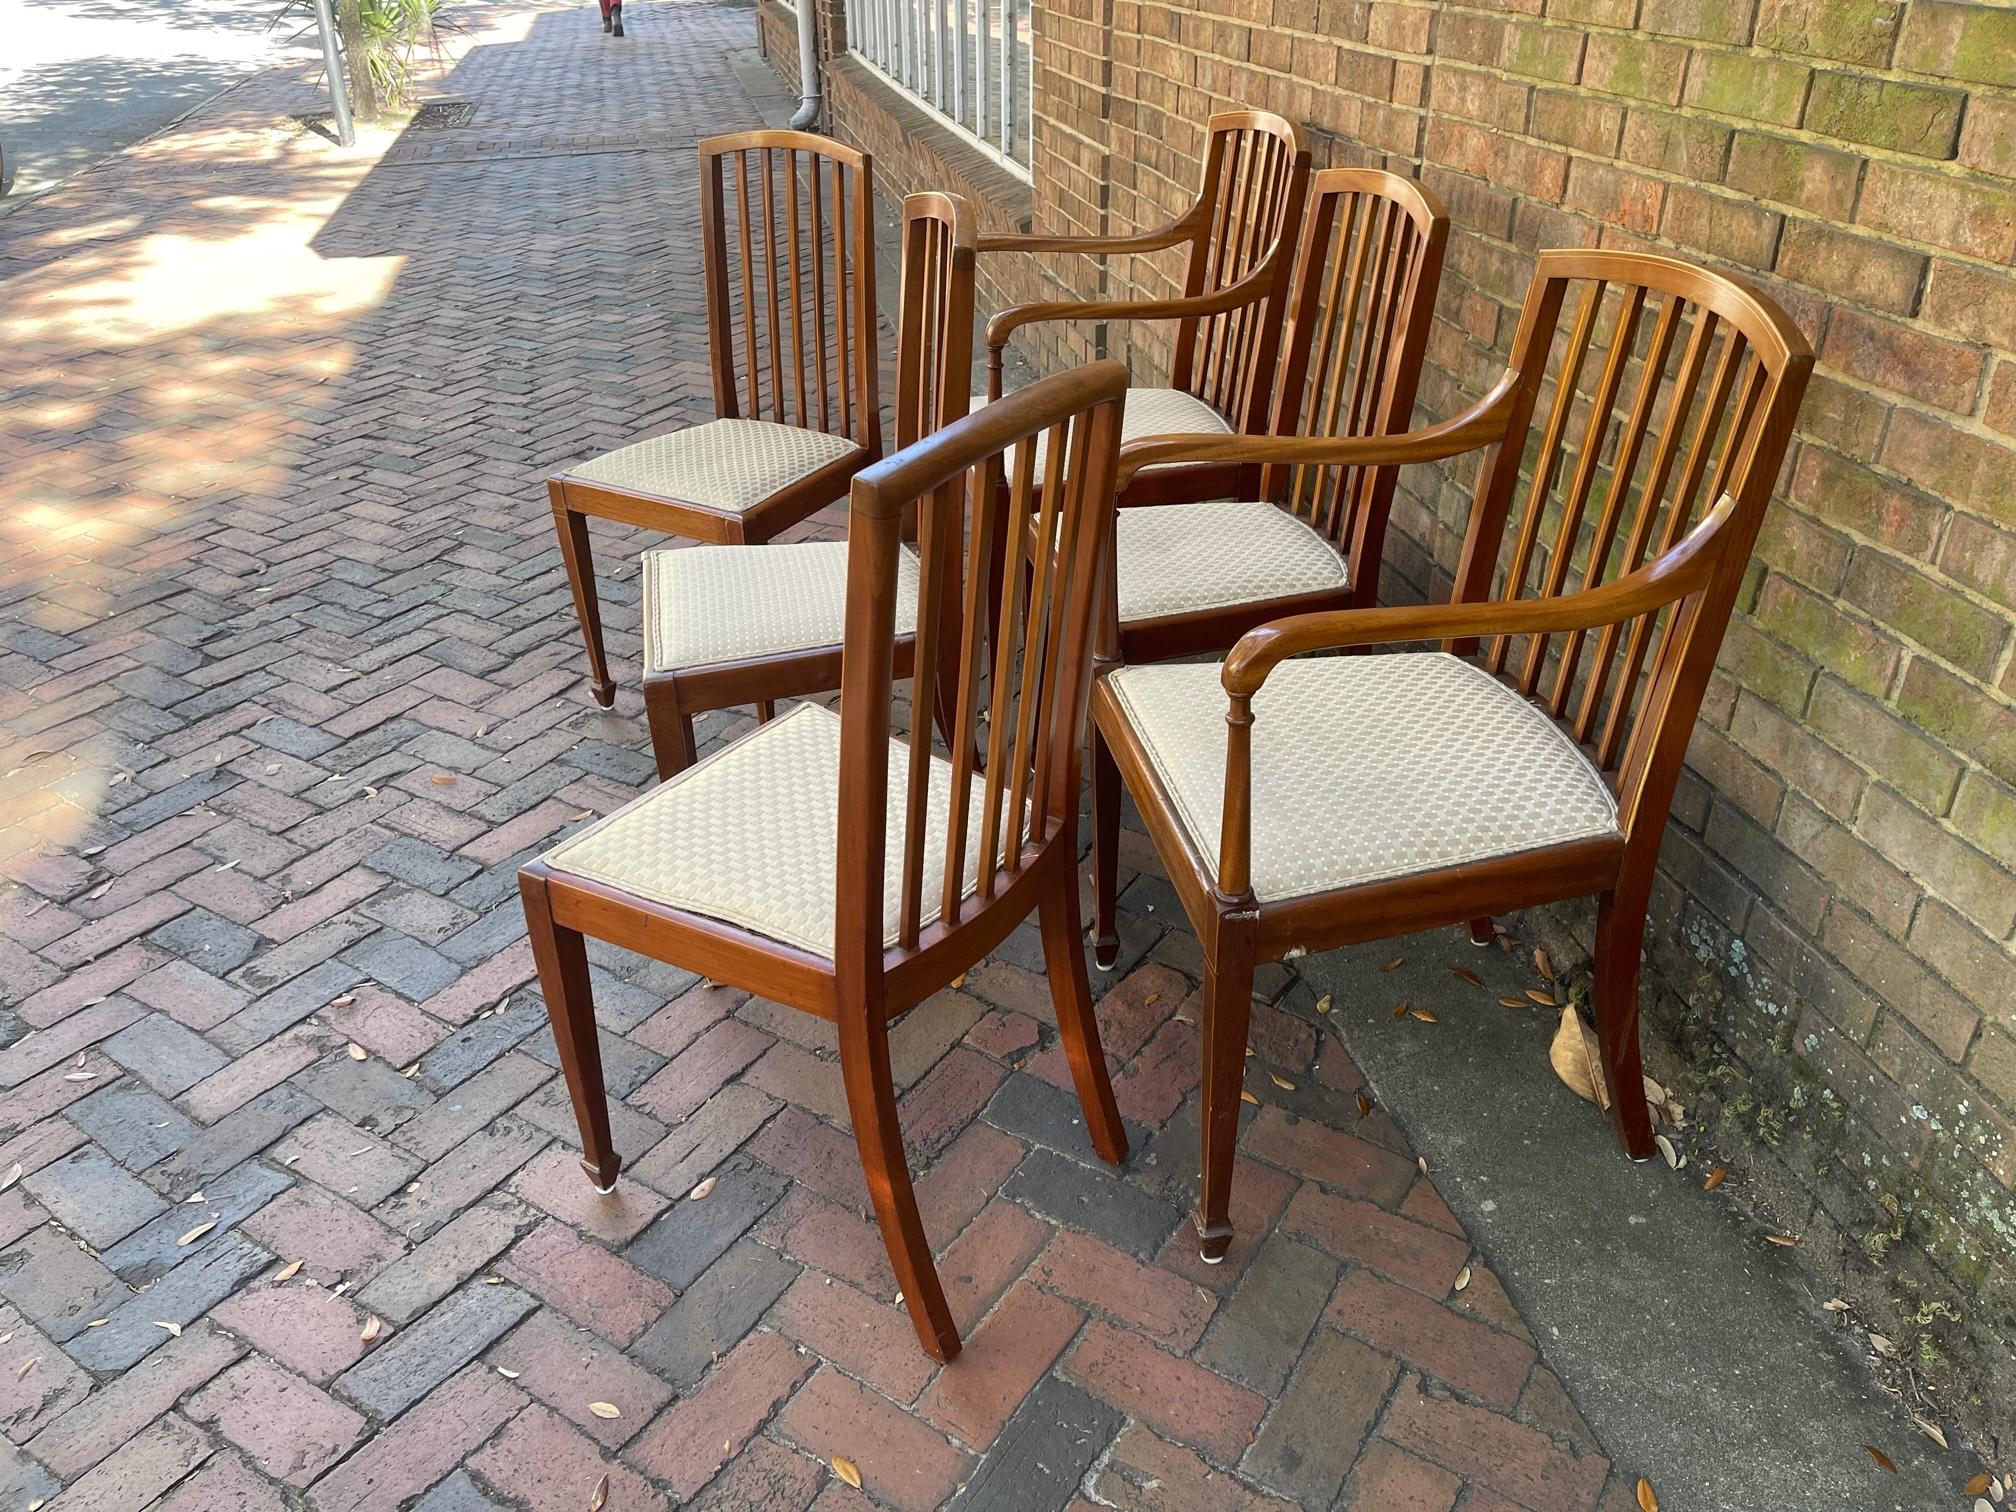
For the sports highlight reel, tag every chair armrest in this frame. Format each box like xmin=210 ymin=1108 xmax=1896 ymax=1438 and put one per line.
xmin=975 ymin=206 xmax=1204 ymax=260
xmin=984 ymin=260 xmax=1277 ymax=353
xmin=1113 ymin=373 xmax=1522 ymax=489
xmin=1220 ymin=492 xmax=1736 ymax=697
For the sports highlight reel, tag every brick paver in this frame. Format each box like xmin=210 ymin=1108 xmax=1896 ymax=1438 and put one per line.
xmin=0 ymin=2 xmax=1636 ymax=1507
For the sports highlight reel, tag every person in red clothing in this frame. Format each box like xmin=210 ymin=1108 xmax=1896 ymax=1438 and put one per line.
xmin=597 ymin=0 xmax=626 ymax=37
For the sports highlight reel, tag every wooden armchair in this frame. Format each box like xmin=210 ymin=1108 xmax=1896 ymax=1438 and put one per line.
xmin=519 ymin=362 xmax=1132 ymax=1362
xmin=550 ymin=131 xmax=879 ymax=708
xmin=977 ymin=111 xmax=1311 ymax=507
xmin=635 ymin=192 xmax=976 ymax=776
xmin=1089 ymin=249 xmax=1811 ymax=1262
xmin=1085 ymin=168 xmax=1449 ymax=968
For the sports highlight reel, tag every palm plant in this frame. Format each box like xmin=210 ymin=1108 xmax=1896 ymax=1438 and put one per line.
xmin=282 ymin=0 xmax=455 ymax=121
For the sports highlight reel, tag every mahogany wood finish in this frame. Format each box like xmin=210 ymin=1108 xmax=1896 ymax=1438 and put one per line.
xmin=1087 ymin=169 xmax=1449 ymax=967
xmin=522 ymin=364 xmax=1133 ymax=1361
xmin=1091 ymin=249 xmax=1811 ymax=1260
xmin=550 ymin=131 xmax=880 ymax=707
xmin=639 ymin=192 xmax=979 ymax=777
xmin=979 ymin=111 xmax=1312 ymax=495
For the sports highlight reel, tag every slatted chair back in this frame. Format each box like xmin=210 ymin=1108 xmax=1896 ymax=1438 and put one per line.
xmin=700 ymin=131 xmax=880 ymax=453
xmin=894 ymin=193 xmax=977 ymax=451
xmin=1168 ymin=112 xmax=1311 ymax=433
xmin=1261 ymin=168 xmax=1449 ymax=606
xmin=834 ymin=364 xmax=1128 ymax=973
xmin=1451 ymin=249 xmax=1812 ymax=835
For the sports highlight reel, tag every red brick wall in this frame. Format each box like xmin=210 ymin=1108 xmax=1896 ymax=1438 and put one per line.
xmin=769 ymin=0 xmax=2016 ymax=1436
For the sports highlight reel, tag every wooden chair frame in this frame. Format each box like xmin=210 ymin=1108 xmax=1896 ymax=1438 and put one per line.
xmin=639 ymin=191 xmax=979 ymax=775
xmin=1090 ymin=249 xmax=1812 ymax=1261
xmin=551 ymin=130 xmax=880 ymax=707
xmin=979 ymin=110 xmax=1312 ymax=508
xmin=1083 ymin=168 xmax=1449 ymax=966
xmin=522 ymin=363 xmax=1133 ymax=1362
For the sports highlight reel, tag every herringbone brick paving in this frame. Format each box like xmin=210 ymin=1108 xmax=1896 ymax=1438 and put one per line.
xmin=0 ymin=4 xmax=1631 ymax=1507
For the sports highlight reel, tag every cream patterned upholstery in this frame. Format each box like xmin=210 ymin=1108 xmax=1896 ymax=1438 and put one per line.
xmin=1105 ymin=653 xmax=1620 ymax=902
xmin=973 ymin=386 xmax=1231 ymax=472
xmin=540 ymin=703 xmax=996 ymax=957
xmin=641 ymin=542 xmax=920 ymax=672
xmin=1118 ymin=501 xmax=1348 ymax=623
xmin=567 ymin=420 xmax=861 ymax=513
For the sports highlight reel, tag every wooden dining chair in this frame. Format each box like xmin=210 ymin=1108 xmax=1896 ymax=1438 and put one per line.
xmin=550 ymin=130 xmax=879 ymax=709
xmin=1091 ymin=249 xmax=1811 ymax=1262
xmin=1084 ymin=168 xmax=1449 ymax=968
xmin=634 ymin=192 xmax=976 ymax=777
xmin=977 ymin=110 xmax=1312 ymax=509
xmin=519 ymin=363 xmax=1133 ymax=1362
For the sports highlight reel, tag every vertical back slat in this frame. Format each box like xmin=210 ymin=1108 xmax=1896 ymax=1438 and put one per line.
xmin=1572 ymin=307 xmax=1719 ymax=743
xmin=761 ymin=150 xmax=783 ymax=421
xmin=1549 ymin=293 xmax=1684 ymax=716
xmin=940 ymin=463 xmax=997 ymax=922
xmin=899 ymin=477 xmax=952 ymax=949
xmin=810 ymin=158 xmax=830 ymax=433
xmin=836 ymin=163 xmax=854 ymax=438
xmin=1004 ymin=423 xmax=1066 ymax=863
xmin=1486 ymin=279 xmax=1604 ymax=674
xmin=736 ymin=154 xmax=759 ymax=417
xmin=785 ymin=150 xmax=809 ymax=427
xmin=978 ymin=438 xmax=1035 ymax=894
xmin=1517 ymin=284 xmax=1647 ymax=695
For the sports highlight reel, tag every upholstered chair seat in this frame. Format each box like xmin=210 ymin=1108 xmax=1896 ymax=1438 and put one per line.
xmin=569 ymin=420 xmax=863 ymax=513
xmin=1102 ymin=652 xmax=1621 ymax=903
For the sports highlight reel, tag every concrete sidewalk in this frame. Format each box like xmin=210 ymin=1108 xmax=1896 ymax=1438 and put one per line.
xmin=0 ymin=3 xmax=1996 ymax=1509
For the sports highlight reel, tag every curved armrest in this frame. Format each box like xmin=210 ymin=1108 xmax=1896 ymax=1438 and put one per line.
xmin=975 ymin=205 xmax=1205 ymax=260
xmin=1113 ymin=373 xmax=1522 ymax=489
xmin=1221 ymin=492 xmax=1735 ymax=697
xmin=985 ymin=258 xmax=1279 ymax=352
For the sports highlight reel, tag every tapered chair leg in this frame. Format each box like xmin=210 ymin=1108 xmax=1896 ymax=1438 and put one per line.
xmin=1593 ymin=886 xmax=1656 ymax=1161
xmin=642 ymin=681 xmax=700 ymax=781
xmin=550 ymin=486 xmax=617 ymax=710
xmin=1038 ymin=879 xmax=1128 ymax=1165
xmin=1468 ymin=916 xmax=1494 ymax=945
xmin=520 ymin=870 xmax=621 ymax=1190
xmin=1195 ymin=931 xmax=1255 ymax=1262
xmin=836 ymin=991 xmax=961 ymax=1362
xmin=1091 ymin=726 xmax=1123 ymax=970
xmin=755 ymin=700 xmax=777 ymax=723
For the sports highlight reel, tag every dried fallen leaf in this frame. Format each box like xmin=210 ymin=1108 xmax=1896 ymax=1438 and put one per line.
xmin=1355 ymin=1093 xmax=1373 ymax=1120
xmin=273 ymin=1259 xmax=304 ymax=1282
xmin=1535 ymin=948 xmax=1555 ymax=981
xmin=1239 ymin=1089 xmax=1259 ymax=1105
xmin=1764 ymin=1233 xmax=1800 ymax=1247
xmin=63 ymin=1072 xmax=97 ymax=1083
xmin=1143 ymin=992 xmax=1161 ymax=1007
xmin=347 ymin=1044 xmax=368 ymax=1061
xmin=1408 ymin=1007 xmax=1438 ymax=1023
xmin=430 ymin=773 xmax=458 ymax=786
xmin=1378 ymin=958 xmax=1402 ymax=972
xmin=1703 ymin=1165 xmax=1727 ymax=1192
xmin=154 ymin=1321 xmax=182 ymax=1338
xmin=1453 ymin=1266 xmax=1471 ymax=1293
xmin=360 ymin=1316 xmax=382 ymax=1343
xmin=1548 ymin=1006 xmax=1610 ymax=1112
xmin=1653 ymin=1134 xmax=1683 ymax=1170
xmin=1636 ymin=1476 xmax=1659 ymax=1512
xmin=1909 ymin=1414 xmax=1946 ymax=1450
xmin=1965 ymin=1473 xmax=1992 ymax=1497
xmin=1823 ymin=1297 xmax=1850 ymax=1312
xmin=1392 ymin=1002 xmax=1407 ymax=1020
xmin=588 ymin=1401 xmax=621 ymax=1419
xmin=329 ymin=994 xmax=356 ymax=1009
xmin=1862 ymin=1444 xmax=1895 ymax=1472
xmin=1525 ymin=988 xmax=1556 ymax=1006
xmin=1868 ymin=1333 xmax=1893 ymax=1356
xmin=16 ymin=1357 xmax=37 ymax=1379
xmin=588 ymin=1472 xmax=609 ymax=1511
xmin=497 ymin=1366 xmax=522 ymax=1379
xmin=832 ymin=1457 xmax=862 ymax=1490
xmin=1448 ymin=965 xmax=1484 ymax=987
xmin=177 ymin=1221 xmax=217 ymax=1247
xmin=1498 ymin=996 xmax=1528 ymax=1008
xmin=1314 ymin=994 xmax=1332 ymax=1014
xmin=0 ymin=1164 xmax=19 ymax=1194
xmin=689 ymin=1177 xmax=717 ymax=1201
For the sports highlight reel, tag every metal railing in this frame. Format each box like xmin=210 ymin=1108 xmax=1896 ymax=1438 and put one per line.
xmin=849 ymin=0 xmax=1032 ymax=172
